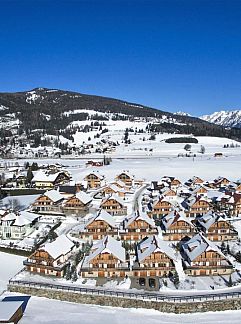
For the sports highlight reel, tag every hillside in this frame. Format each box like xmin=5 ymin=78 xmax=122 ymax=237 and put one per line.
xmin=0 ymin=88 xmax=241 ymax=142
xmin=201 ymin=110 xmax=241 ymax=128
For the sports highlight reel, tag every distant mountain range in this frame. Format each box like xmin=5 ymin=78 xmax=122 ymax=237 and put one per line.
xmin=0 ymin=88 xmax=241 ymax=141
xmin=200 ymin=110 xmax=241 ymax=129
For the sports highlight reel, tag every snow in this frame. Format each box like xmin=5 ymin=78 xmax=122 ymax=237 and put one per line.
xmin=0 ymin=252 xmax=24 ymax=293
xmin=10 ymin=294 xmax=241 ymax=323
xmin=42 ymin=234 xmax=74 ymax=259
xmin=201 ymin=110 xmax=241 ymax=128
xmin=0 ymin=300 xmax=24 ymax=320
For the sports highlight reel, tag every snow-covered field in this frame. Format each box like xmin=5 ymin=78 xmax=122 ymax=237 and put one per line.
xmin=15 ymin=294 xmax=241 ymax=323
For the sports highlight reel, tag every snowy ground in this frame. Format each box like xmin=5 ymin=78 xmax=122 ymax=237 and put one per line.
xmin=13 ymin=294 xmax=241 ymax=323
xmin=0 ymin=252 xmax=24 ymax=293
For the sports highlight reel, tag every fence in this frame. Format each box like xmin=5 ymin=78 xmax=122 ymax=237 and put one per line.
xmin=8 ymin=279 xmax=241 ymax=304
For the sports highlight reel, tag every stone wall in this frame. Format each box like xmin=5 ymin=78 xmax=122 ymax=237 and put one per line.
xmin=8 ymin=284 xmax=241 ymax=314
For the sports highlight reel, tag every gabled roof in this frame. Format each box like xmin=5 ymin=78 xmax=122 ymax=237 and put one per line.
xmin=196 ymin=211 xmax=221 ymax=230
xmin=161 ymin=210 xmax=193 ymax=231
xmin=84 ymin=170 xmax=105 ymax=180
xmin=124 ymin=212 xmax=155 ymax=228
xmin=41 ymin=234 xmax=75 ymax=259
xmin=32 ymin=170 xmax=68 ymax=183
xmin=1 ymin=210 xmax=39 ymax=227
xmin=75 ymin=191 xmax=92 ymax=205
xmin=182 ymin=233 xmax=226 ymax=263
xmin=101 ymin=194 xmax=125 ymax=207
xmin=86 ymin=210 xmax=117 ymax=228
xmin=116 ymin=170 xmax=134 ymax=180
xmin=137 ymin=235 xmax=177 ymax=262
xmin=82 ymin=236 xmax=126 ymax=267
xmin=44 ymin=189 xmax=64 ymax=203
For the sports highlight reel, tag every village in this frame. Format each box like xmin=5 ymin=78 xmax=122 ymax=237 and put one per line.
xmin=1 ymin=160 xmax=241 ymax=292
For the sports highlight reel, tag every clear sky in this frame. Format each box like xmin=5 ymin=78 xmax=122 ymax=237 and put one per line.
xmin=1 ymin=0 xmax=241 ymax=115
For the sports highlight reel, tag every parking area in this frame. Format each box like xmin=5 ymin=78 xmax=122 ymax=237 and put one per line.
xmin=130 ymin=277 xmax=160 ymax=291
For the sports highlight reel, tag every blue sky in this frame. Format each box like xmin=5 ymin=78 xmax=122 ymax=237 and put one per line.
xmin=0 ymin=0 xmax=241 ymax=115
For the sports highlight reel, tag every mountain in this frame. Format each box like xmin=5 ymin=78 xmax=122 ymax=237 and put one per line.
xmin=201 ymin=110 xmax=241 ymax=128
xmin=1 ymin=88 xmax=241 ymax=141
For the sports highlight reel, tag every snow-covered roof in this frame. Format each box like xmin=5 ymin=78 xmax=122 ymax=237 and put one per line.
xmin=182 ymin=233 xmax=226 ymax=263
xmin=0 ymin=301 xmax=24 ymax=321
xmin=32 ymin=170 xmax=67 ymax=183
xmin=44 ymin=189 xmax=64 ymax=203
xmin=101 ymin=194 xmax=125 ymax=207
xmin=86 ymin=210 xmax=117 ymax=228
xmin=161 ymin=210 xmax=193 ymax=231
xmin=196 ymin=211 xmax=220 ymax=230
xmin=137 ymin=235 xmax=177 ymax=262
xmin=41 ymin=234 xmax=75 ymax=259
xmin=124 ymin=212 xmax=155 ymax=228
xmin=75 ymin=191 xmax=92 ymax=205
xmin=1 ymin=210 xmax=39 ymax=227
xmin=82 ymin=236 xmax=126 ymax=267
xmin=84 ymin=170 xmax=104 ymax=180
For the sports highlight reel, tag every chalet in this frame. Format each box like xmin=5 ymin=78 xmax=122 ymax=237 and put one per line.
xmin=161 ymin=176 xmax=182 ymax=189
xmin=221 ymin=193 xmax=241 ymax=216
xmin=115 ymin=171 xmax=134 ymax=187
xmin=160 ymin=210 xmax=196 ymax=241
xmin=101 ymin=183 xmax=126 ymax=198
xmin=31 ymin=189 xmax=64 ymax=213
xmin=183 ymin=196 xmax=212 ymax=218
xmin=31 ymin=170 xmax=70 ymax=189
xmin=190 ymin=184 xmax=208 ymax=197
xmin=133 ymin=235 xmax=177 ymax=277
xmin=100 ymin=195 xmax=127 ymax=216
xmin=181 ymin=233 xmax=233 ymax=276
xmin=160 ymin=187 xmax=177 ymax=199
xmin=120 ymin=212 xmax=158 ymax=242
xmin=79 ymin=210 xmax=118 ymax=240
xmin=185 ymin=176 xmax=204 ymax=188
xmin=195 ymin=211 xmax=238 ymax=241
xmin=0 ymin=211 xmax=39 ymax=240
xmin=148 ymin=196 xmax=175 ymax=219
xmin=84 ymin=171 xmax=105 ymax=189
xmin=213 ymin=176 xmax=230 ymax=188
xmin=80 ymin=236 xmax=129 ymax=278
xmin=63 ymin=191 xmax=92 ymax=214
xmin=23 ymin=234 xmax=75 ymax=277
xmin=235 ymin=183 xmax=241 ymax=193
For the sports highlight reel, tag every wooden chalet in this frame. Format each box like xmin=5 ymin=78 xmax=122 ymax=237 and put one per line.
xmin=148 ymin=196 xmax=175 ymax=219
xmin=133 ymin=236 xmax=177 ymax=277
xmin=185 ymin=176 xmax=204 ymax=188
xmin=181 ymin=233 xmax=233 ymax=276
xmin=183 ymin=196 xmax=212 ymax=218
xmin=31 ymin=189 xmax=64 ymax=213
xmin=79 ymin=210 xmax=118 ymax=240
xmin=195 ymin=211 xmax=238 ymax=241
xmin=101 ymin=184 xmax=126 ymax=198
xmin=31 ymin=170 xmax=70 ymax=189
xmin=100 ymin=195 xmax=127 ymax=216
xmin=115 ymin=171 xmax=134 ymax=187
xmin=160 ymin=210 xmax=196 ymax=241
xmin=120 ymin=212 xmax=158 ymax=242
xmin=213 ymin=176 xmax=230 ymax=188
xmin=221 ymin=193 xmax=241 ymax=217
xmin=63 ymin=191 xmax=92 ymax=214
xmin=84 ymin=171 xmax=105 ymax=189
xmin=23 ymin=235 xmax=75 ymax=277
xmin=161 ymin=176 xmax=182 ymax=189
xmin=80 ymin=236 xmax=129 ymax=278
